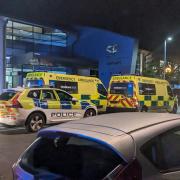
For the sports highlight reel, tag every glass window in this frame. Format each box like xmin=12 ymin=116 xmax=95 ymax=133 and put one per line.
xmin=49 ymin=80 xmax=78 ymax=94
xmin=28 ymin=90 xmax=41 ymax=99
xmin=5 ymin=19 xmax=68 ymax=88
xmin=56 ymin=90 xmax=72 ymax=101
xmin=13 ymin=22 xmax=33 ymax=32
xmin=97 ymin=84 xmax=107 ymax=96
xmin=139 ymin=83 xmax=156 ymax=95
xmin=141 ymin=138 xmax=160 ymax=168
xmin=6 ymin=27 xmax=12 ymax=34
xmin=42 ymin=90 xmax=56 ymax=100
xmin=7 ymin=21 xmax=13 ymax=28
xmin=110 ymin=82 xmax=134 ymax=97
xmin=20 ymin=135 xmax=122 ymax=179
xmin=141 ymin=126 xmax=180 ymax=171
xmin=0 ymin=91 xmax=17 ymax=100
xmin=167 ymin=86 xmax=173 ymax=97
xmin=26 ymin=79 xmax=44 ymax=88
xmin=34 ymin=26 xmax=43 ymax=33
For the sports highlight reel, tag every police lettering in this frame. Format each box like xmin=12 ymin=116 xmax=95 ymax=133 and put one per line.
xmin=51 ymin=112 xmax=77 ymax=118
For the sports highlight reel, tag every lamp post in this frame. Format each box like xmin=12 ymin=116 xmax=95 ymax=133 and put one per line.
xmin=163 ymin=36 xmax=173 ymax=79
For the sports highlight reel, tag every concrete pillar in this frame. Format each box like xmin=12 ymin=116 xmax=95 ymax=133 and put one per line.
xmin=0 ymin=17 xmax=7 ymax=93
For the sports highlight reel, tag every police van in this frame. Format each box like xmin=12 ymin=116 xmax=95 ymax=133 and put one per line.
xmin=107 ymin=75 xmax=178 ymax=113
xmin=0 ymin=87 xmax=97 ymax=132
xmin=25 ymin=72 xmax=107 ymax=113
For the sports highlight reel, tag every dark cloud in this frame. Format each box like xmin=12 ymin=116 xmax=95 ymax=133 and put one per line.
xmin=0 ymin=0 xmax=180 ymax=61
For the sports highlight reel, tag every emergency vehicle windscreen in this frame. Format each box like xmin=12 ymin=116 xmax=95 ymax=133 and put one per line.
xmin=26 ymin=79 xmax=44 ymax=88
xmin=110 ymin=82 xmax=133 ymax=97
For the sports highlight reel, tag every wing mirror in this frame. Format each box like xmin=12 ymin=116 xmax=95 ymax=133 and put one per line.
xmin=72 ymin=97 xmax=78 ymax=103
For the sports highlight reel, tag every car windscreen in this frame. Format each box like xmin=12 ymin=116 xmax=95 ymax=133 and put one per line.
xmin=110 ymin=82 xmax=133 ymax=97
xmin=25 ymin=79 xmax=44 ymax=88
xmin=0 ymin=91 xmax=17 ymax=101
xmin=20 ymin=134 xmax=123 ymax=180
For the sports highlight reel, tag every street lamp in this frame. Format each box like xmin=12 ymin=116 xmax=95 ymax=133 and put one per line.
xmin=163 ymin=36 xmax=173 ymax=79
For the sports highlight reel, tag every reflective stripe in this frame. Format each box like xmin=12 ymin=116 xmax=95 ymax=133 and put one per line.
xmin=125 ymin=98 xmax=133 ymax=107
xmin=108 ymin=95 xmax=113 ymax=101
xmin=119 ymin=99 xmax=126 ymax=107
xmin=112 ymin=96 xmax=119 ymax=101
xmin=81 ymin=101 xmax=90 ymax=110
xmin=61 ymin=101 xmax=72 ymax=109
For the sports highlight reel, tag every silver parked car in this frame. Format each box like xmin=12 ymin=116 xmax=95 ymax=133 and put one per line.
xmin=13 ymin=113 xmax=180 ymax=180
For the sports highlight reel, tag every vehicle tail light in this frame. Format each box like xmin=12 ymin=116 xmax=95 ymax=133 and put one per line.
xmin=9 ymin=93 xmax=22 ymax=108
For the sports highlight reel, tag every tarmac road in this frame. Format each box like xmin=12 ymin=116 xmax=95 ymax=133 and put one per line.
xmin=0 ymin=128 xmax=36 ymax=180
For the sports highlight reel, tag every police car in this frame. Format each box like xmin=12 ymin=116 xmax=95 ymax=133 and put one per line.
xmin=0 ymin=88 xmax=97 ymax=132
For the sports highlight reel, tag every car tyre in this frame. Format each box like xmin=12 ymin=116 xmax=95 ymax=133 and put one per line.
xmin=84 ymin=109 xmax=96 ymax=118
xmin=172 ymin=104 xmax=178 ymax=114
xmin=25 ymin=112 xmax=45 ymax=132
xmin=141 ymin=106 xmax=148 ymax=112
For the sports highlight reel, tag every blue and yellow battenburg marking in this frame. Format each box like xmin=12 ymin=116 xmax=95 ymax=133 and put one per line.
xmin=32 ymin=99 xmax=91 ymax=110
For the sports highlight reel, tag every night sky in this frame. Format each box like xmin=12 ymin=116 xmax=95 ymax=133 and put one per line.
xmin=0 ymin=0 xmax=180 ymax=61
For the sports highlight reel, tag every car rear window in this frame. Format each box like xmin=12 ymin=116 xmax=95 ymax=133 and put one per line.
xmin=110 ymin=82 xmax=133 ymax=97
xmin=20 ymin=134 xmax=123 ymax=179
xmin=0 ymin=91 xmax=17 ymax=100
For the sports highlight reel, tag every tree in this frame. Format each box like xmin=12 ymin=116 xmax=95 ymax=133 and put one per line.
xmin=165 ymin=62 xmax=180 ymax=84
xmin=142 ymin=60 xmax=163 ymax=78
xmin=142 ymin=60 xmax=180 ymax=84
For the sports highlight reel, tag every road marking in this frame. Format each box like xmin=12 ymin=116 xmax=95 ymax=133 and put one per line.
xmin=0 ymin=125 xmax=24 ymax=132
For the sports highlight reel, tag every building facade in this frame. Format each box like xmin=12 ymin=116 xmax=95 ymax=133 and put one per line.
xmin=0 ymin=16 xmax=139 ymax=91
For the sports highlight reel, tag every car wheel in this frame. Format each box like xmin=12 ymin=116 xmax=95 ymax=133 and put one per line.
xmin=25 ymin=112 xmax=45 ymax=132
xmin=141 ymin=106 xmax=148 ymax=112
xmin=84 ymin=109 xmax=96 ymax=118
xmin=172 ymin=104 xmax=178 ymax=114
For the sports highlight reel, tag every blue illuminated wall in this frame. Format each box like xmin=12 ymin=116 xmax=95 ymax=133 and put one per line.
xmin=2 ymin=18 xmax=138 ymax=90
xmin=71 ymin=27 xmax=138 ymax=87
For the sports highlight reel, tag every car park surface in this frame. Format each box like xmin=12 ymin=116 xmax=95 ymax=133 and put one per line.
xmin=12 ymin=112 xmax=180 ymax=180
xmin=0 ymin=128 xmax=36 ymax=180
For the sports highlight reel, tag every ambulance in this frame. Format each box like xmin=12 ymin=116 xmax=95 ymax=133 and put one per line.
xmin=25 ymin=72 xmax=107 ymax=113
xmin=107 ymin=75 xmax=178 ymax=113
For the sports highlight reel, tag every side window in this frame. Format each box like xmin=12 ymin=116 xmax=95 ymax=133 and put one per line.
xmin=27 ymin=90 xmax=40 ymax=99
xmin=139 ymin=83 xmax=156 ymax=95
xmin=139 ymin=83 xmax=147 ymax=95
xmin=167 ymin=86 xmax=173 ymax=97
xmin=141 ymin=126 xmax=180 ymax=171
xmin=42 ymin=90 xmax=56 ymax=100
xmin=148 ymin=84 xmax=156 ymax=95
xmin=49 ymin=80 xmax=78 ymax=94
xmin=141 ymin=138 xmax=160 ymax=168
xmin=56 ymin=90 xmax=72 ymax=101
xmin=97 ymin=84 xmax=107 ymax=96
xmin=159 ymin=128 xmax=180 ymax=170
